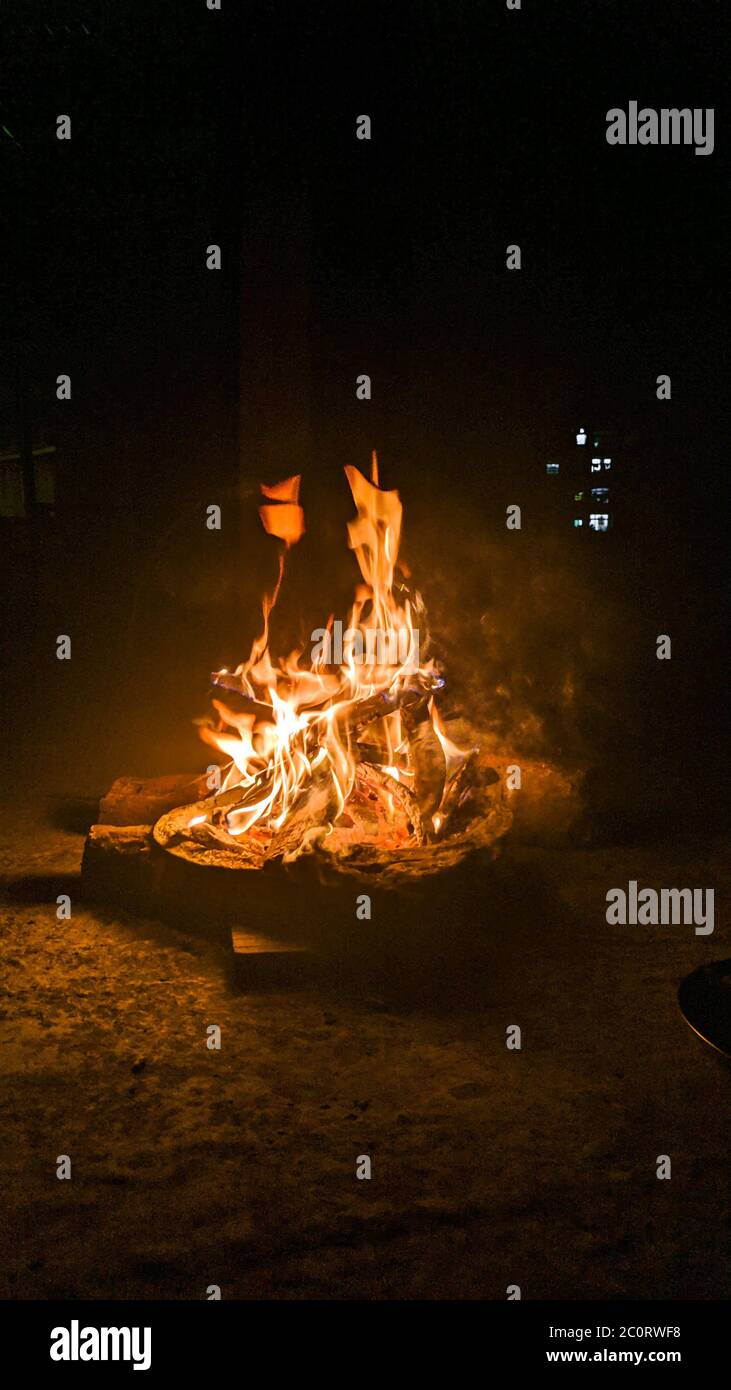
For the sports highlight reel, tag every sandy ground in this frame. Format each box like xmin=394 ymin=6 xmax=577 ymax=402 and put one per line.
xmin=0 ymin=795 xmax=728 ymax=1301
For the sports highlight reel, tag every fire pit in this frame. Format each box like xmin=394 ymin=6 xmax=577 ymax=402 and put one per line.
xmin=82 ymin=454 xmax=581 ymax=956
xmin=166 ymin=458 xmax=509 ymax=860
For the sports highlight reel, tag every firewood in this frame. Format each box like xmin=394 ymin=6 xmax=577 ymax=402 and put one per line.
xmin=98 ymin=774 xmax=209 ymax=826
xmin=152 ymin=760 xmax=424 ymax=876
xmin=230 ymin=928 xmax=318 ymax=989
xmin=81 ymin=824 xmax=155 ymax=913
xmin=81 ymin=822 xmax=239 ymax=941
xmin=83 ymin=744 xmax=581 ymax=950
xmin=153 ymin=801 xmax=268 ymax=870
xmin=209 ymin=673 xmax=275 ymax=721
xmin=432 ymin=748 xmax=480 ymax=835
xmin=207 ymin=672 xmax=443 ymax=734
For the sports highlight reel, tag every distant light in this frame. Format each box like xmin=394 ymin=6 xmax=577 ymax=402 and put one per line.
xmin=603 ymin=457 xmax=612 ymax=466
xmin=576 ymin=427 xmax=587 ymax=446
xmin=574 ymin=491 xmax=584 ymax=501
xmin=591 ymin=459 xmax=601 ymax=473
xmin=546 ymin=462 xmax=559 ymax=474
xmin=573 ymin=519 xmax=583 ymax=527
xmin=589 ymin=513 xmax=610 ymax=532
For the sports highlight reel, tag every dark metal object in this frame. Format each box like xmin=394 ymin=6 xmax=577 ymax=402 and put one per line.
xmin=678 ymin=960 xmax=731 ymax=1061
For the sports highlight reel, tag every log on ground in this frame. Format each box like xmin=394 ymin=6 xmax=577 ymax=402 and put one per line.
xmin=98 ymin=774 xmax=210 ymax=826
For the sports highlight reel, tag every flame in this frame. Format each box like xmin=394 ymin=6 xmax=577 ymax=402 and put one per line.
xmin=258 ymin=474 xmax=305 ymax=547
xmin=193 ymin=454 xmax=465 ymax=845
xmin=428 ymin=697 xmax=473 ymax=834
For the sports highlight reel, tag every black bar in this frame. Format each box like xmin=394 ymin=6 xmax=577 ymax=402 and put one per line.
xmin=2 ymin=1300 xmax=726 ymax=1377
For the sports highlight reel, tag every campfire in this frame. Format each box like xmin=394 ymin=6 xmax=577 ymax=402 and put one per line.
xmin=83 ymin=454 xmax=582 ymax=946
xmin=153 ymin=452 xmax=513 ymax=879
xmin=81 ymin=455 xmax=583 ymax=956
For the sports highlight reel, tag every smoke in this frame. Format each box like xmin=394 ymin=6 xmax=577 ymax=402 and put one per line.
xmin=409 ymin=507 xmax=626 ymax=759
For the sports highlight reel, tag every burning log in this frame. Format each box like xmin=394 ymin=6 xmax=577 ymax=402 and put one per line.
xmin=208 ymin=670 xmax=444 ymax=734
xmin=209 ymin=674 xmax=277 ymax=722
xmin=347 ymin=677 xmax=445 ymax=732
xmin=152 ymin=760 xmax=425 ymax=871
xmin=313 ymin=762 xmax=423 ymax=853
xmin=431 ymin=748 xmax=480 ymax=835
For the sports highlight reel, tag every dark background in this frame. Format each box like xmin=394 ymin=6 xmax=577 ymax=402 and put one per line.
xmin=1 ymin=0 xmax=728 ymax=828
xmin=1 ymin=0 xmax=729 ymax=1308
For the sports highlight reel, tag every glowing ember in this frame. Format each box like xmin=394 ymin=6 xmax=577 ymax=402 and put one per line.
xmin=191 ymin=452 xmax=469 ymax=855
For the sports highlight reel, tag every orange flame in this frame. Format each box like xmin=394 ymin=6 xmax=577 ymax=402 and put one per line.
xmin=258 ymin=474 xmax=305 ymax=547
xmin=194 ymin=455 xmax=464 ymax=843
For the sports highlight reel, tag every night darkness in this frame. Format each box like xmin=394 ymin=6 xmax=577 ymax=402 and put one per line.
xmin=1 ymin=0 xmax=730 ymax=1342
